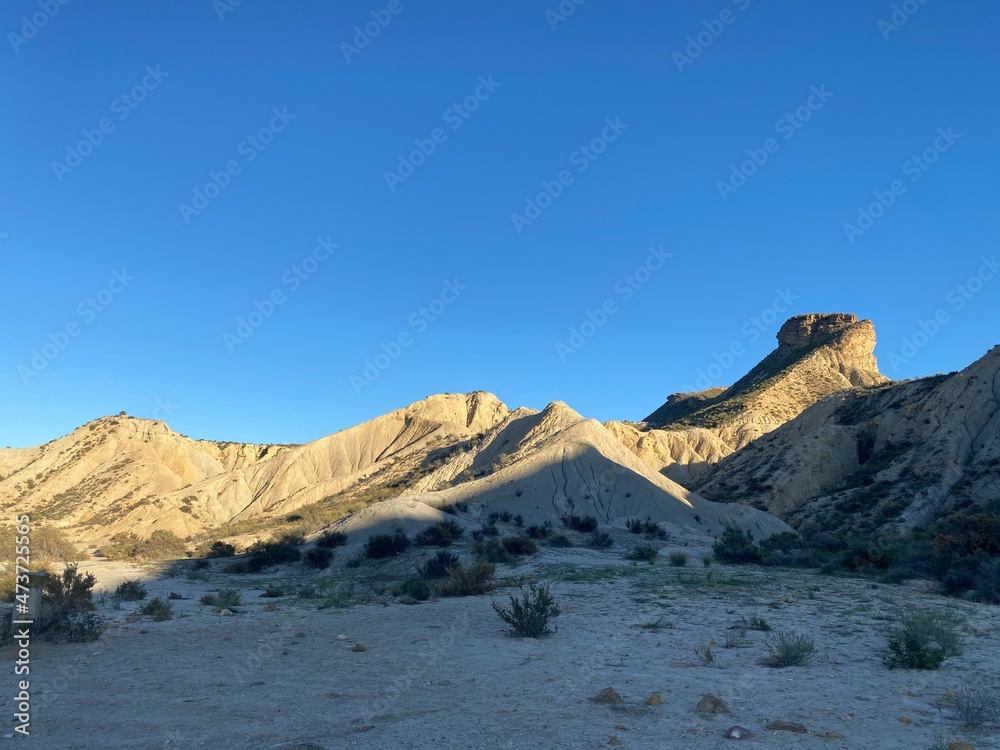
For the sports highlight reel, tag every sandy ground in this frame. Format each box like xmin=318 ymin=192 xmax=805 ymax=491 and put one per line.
xmin=4 ymin=537 xmax=1000 ymax=750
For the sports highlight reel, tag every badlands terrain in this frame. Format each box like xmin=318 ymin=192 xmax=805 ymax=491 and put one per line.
xmin=2 ymin=313 xmax=999 ymax=748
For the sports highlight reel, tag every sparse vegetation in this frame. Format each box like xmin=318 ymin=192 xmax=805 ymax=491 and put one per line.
xmin=421 ymin=550 xmax=460 ymax=578
xmin=492 ymin=583 xmax=561 ymax=637
xmin=884 ymin=609 xmax=963 ymax=670
xmin=438 ymin=558 xmax=496 ymax=597
xmin=760 ymin=631 xmax=815 ymax=668
xmin=304 ymin=546 xmax=334 ymax=569
xmin=588 ymin=531 xmax=613 ymax=548
xmin=712 ymin=528 xmax=764 ymax=565
xmin=548 ymin=533 xmax=573 ymax=548
xmin=625 ymin=544 xmax=658 ymax=563
xmin=414 ymin=520 xmax=464 ymax=547
xmin=114 ymin=579 xmax=147 ymax=602
xmin=561 ymin=514 xmax=598 ymax=533
xmin=473 ymin=539 xmax=512 ymax=564
xmin=737 ymin=613 xmax=771 ymax=632
xmin=141 ymin=597 xmax=173 ymax=621
xmin=315 ymin=530 xmax=348 ymax=549
xmin=668 ymin=550 xmax=689 ymax=567
xmin=501 ymin=536 xmax=538 ymax=556
xmin=365 ymin=530 xmax=411 ymax=559
xmin=200 ymin=589 xmax=242 ymax=609
xmin=228 ymin=533 xmax=303 ymax=572
xmin=27 ymin=565 xmax=103 ymax=643
xmin=694 ymin=643 xmax=715 ymax=666
xmin=101 ymin=530 xmax=186 ymax=562
xmin=952 ymin=681 xmax=999 ymax=728
xmin=625 ymin=517 xmax=644 ymax=534
xmin=203 ymin=540 xmax=236 ymax=558
xmin=395 ymin=577 xmax=431 ymax=601
xmin=723 ymin=628 xmax=747 ymax=648
xmin=526 ymin=522 xmax=552 ymax=539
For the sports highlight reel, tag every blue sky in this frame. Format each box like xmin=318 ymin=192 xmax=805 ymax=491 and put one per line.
xmin=2 ymin=0 xmax=998 ymax=448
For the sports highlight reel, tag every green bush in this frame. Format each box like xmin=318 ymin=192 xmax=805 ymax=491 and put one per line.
xmin=473 ymin=539 xmax=512 ymax=564
xmin=588 ymin=531 xmax=613 ymax=548
xmin=114 ymin=579 xmax=148 ymax=602
xmin=438 ymin=558 xmax=496 ymax=597
xmin=668 ymin=550 xmax=689 ymax=567
xmin=396 ymin=577 xmax=431 ymax=601
xmin=421 ymin=550 xmax=460 ymax=578
xmin=365 ymin=530 xmax=411 ymax=559
xmin=101 ymin=530 xmax=186 ymax=562
xmin=625 ymin=544 xmax=657 ymax=563
xmin=625 ymin=517 xmax=644 ymax=534
xmin=315 ymin=530 xmax=348 ymax=549
xmin=501 ymin=536 xmax=538 ymax=556
xmin=35 ymin=564 xmax=102 ymax=643
xmin=884 ymin=610 xmax=963 ymax=670
xmin=492 ymin=583 xmax=561 ymax=637
xmin=141 ymin=597 xmax=173 ymax=621
xmin=205 ymin=540 xmax=236 ymax=558
xmin=713 ymin=528 xmax=764 ymax=565
xmin=526 ymin=522 xmax=552 ymax=539
xmin=562 ymin=515 xmax=598 ymax=533
xmin=200 ymin=589 xmax=242 ymax=609
xmin=414 ymin=520 xmax=464 ymax=547
xmin=760 ymin=631 xmax=815 ymax=668
xmin=304 ymin=546 xmax=333 ymax=569
xmin=548 ymin=533 xmax=573 ymax=548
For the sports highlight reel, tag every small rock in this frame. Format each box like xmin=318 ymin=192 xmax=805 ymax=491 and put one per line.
xmin=591 ymin=687 xmax=623 ymax=704
xmin=139 ymin=629 xmax=149 ymax=634
xmin=219 ymin=609 xmax=234 ymax=616
xmin=725 ymin=726 xmax=753 ymax=740
xmin=337 ymin=635 xmax=348 ymax=641
xmin=766 ymin=720 xmax=807 ymax=733
xmin=351 ymin=643 xmax=366 ymax=652
xmin=614 ymin=724 xmax=627 ymax=731
xmin=947 ymin=744 xmax=975 ymax=750
xmin=608 ymin=738 xmax=623 ymax=747
xmin=295 ymin=632 xmax=306 ymax=638
xmin=825 ymin=732 xmax=844 ymax=739
xmin=900 ymin=717 xmax=912 ymax=725
xmin=645 ymin=693 xmax=663 ymax=706
xmin=696 ymin=693 xmax=729 ymax=715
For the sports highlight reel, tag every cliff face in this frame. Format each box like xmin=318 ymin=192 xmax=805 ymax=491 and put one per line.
xmin=612 ymin=314 xmax=888 ymax=483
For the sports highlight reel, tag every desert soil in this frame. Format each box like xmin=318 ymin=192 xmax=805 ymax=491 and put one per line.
xmin=4 ymin=540 xmax=999 ymax=750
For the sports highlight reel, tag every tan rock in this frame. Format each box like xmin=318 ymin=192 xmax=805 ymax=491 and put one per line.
xmin=644 ymin=693 xmax=663 ymax=706
xmin=591 ymin=688 xmax=622 ymax=705
xmin=766 ymin=720 xmax=807 ymax=733
xmin=696 ymin=694 xmax=729 ymax=714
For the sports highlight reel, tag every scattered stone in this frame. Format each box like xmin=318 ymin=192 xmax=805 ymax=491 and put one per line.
xmin=591 ymin=688 xmax=623 ymax=705
xmin=825 ymin=732 xmax=844 ymax=739
xmin=645 ymin=693 xmax=663 ymax=706
xmin=614 ymin=724 xmax=627 ymax=731
xmin=337 ymin=634 xmax=348 ymax=641
xmin=900 ymin=717 xmax=912 ymax=725
xmin=766 ymin=720 xmax=807 ymax=733
xmin=948 ymin=742 xmax=976 ymax=750
xmin=219 ymin=609 xmax=234 ymax=616
xmin=608 ymin=738 xmax=623 ymax=746
xmin=351 ymin=643 xmax=366 ymax=652
xmin=696 ymin=693 xmax=729 ymax=715
xmin=139 ymin=629 xmax=149 ymax=634
xmin=295 ymin=631 xmax=305 ymax=638
xmin=725 ymin=725 xmax=753 ymax=740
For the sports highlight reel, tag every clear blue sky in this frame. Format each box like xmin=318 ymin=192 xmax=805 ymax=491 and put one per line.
xmin=2 ymin=1 xmax=998 ymax=448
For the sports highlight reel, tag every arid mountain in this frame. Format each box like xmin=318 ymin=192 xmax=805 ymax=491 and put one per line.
xmin=610 ymin=313 xmax=888 ymax=484
xmin=0 ymin=392 xmax=787 ymax=548
xmin=692 ymin=345 xmax=1000 ymax=535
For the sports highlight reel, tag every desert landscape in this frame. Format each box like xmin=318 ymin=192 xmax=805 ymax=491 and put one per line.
xmin=3 ymin=313 xmax=999 ymax=749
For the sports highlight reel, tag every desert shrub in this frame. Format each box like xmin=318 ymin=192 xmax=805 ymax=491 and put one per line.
xmin=473 ymin=539 xmax=512 ymax=564
xmin=713 ymin=528 xmax=764 ymax=565
xmin=100 ymin=532 xmax=142 ymax=560
xmin=396 ymin=577 xmax=431 ymax=601
xmin=315 ymin=530 xmax=348 ymax=549
xmin=438 ymin=558 xmax=496 ymax=597
xmin=588 ymin=531 xmax=613 ymax=549
xmin=668 ymin=550 xmax=689 ymax=567
xmin=527 ymin=522 xmax=552 ymax=539
xmin=114 ymin=579 xmax=148 ymax=602
xmin=35 ymin=564 xmax=102 ymax=643
xmin=492 ymin=583 xmax=561 ymax=637
xmin=250 ymin=534 xmax=303 ymax=564
xmin=304 ymin=547 xmax=333 ymax=569
xmin=27 ymin=526 xmax=81 ymax=562
xmin=414 ymin=520 xmax=464 ymax=547
xmin=952 ymin=681 xmax=1000 ymax=727
xmin=625 ymin=517 xmax=644 ymax=534
xmin=200 ymin=589 xmax=241 ymax=609
xmin=141 ymin=597 xmax=172 ymax=621
xmin=548 ymin=533 xmax=573 ymax=548
xmin=261 ymin=585 xmax=285 ymax=597
xmin=297 ymin=585 xmax=319 ymax=599
xmin=101 ymin=531 xmax=186 ymax=562
xmin=884 ymin=610 xmax=963 ymax=669
xmin=694 ymin=643 xmax=715 ymax=665
xmin=625 ymin=544 xmax=658 ymax=563
xmin=642 ymin=520 xmax=668 ymax=540
xmin=759 ymin=531 xmax=801 ymax=554
xmin=205 ymin=541 xmax=236 ymax=558
xmin=724 ymin=627 xmax=748 ymax=648
xmin=421 ymin=550 xmax=460 ymax=578
xmin=501 ymin=536 xmax=538 ymax=556
xmin=472 ymin=523 xmax=499 ymax=541
xmin=562 ymin=515 xmax=598 ymax=533
xmin=488 ymin=511 xmax=515 ymax=524
xmin=737 ymin=613 xmax=771 ymax=631
xmin=365 ymin=530 xmax=411 ymax=559
xmin=513 ymin=514 xmax=524 ymax=527
xmin=760 ymin=631 xmax=815 ymax=667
